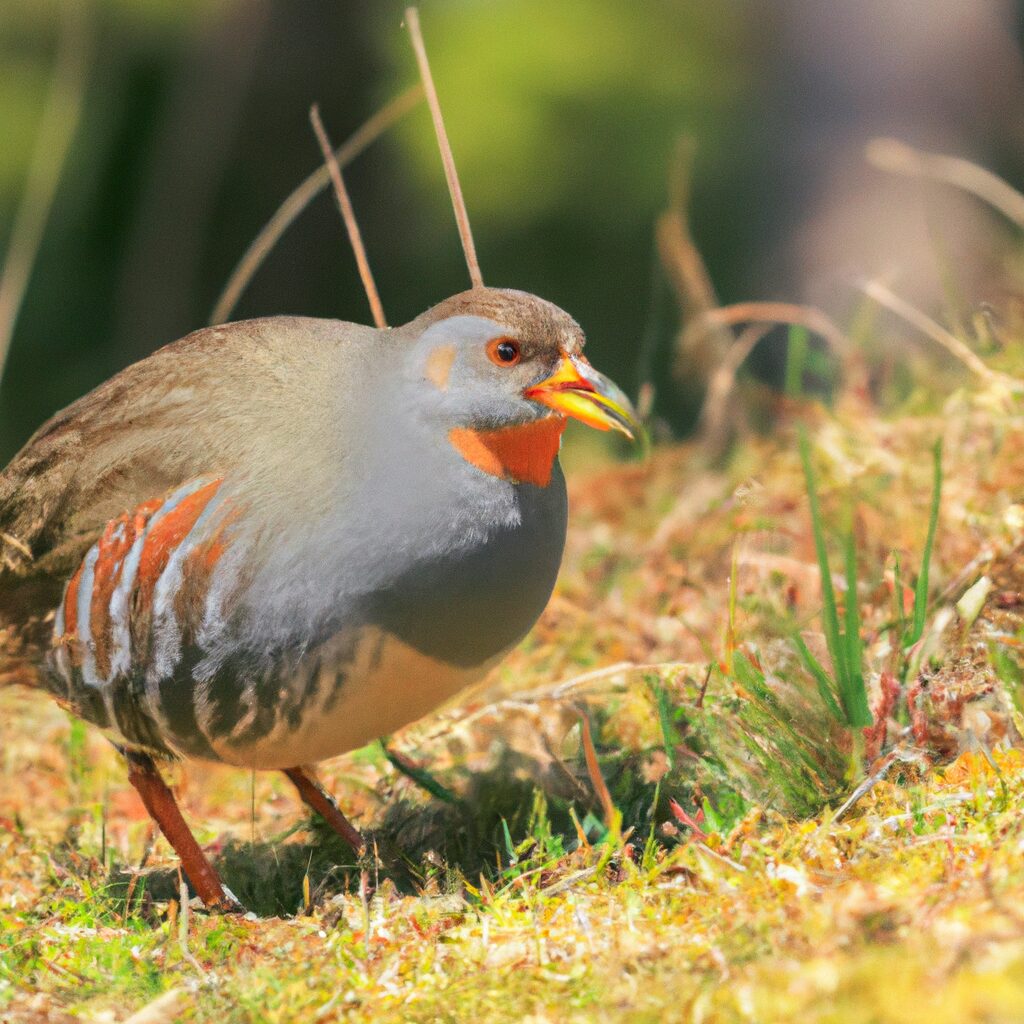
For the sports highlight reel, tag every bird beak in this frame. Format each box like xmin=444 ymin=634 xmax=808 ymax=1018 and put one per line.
xmin=524 ymin=353 xmax=641 ymax=441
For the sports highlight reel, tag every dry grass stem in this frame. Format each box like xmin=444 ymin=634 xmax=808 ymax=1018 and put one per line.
xmin=866 ymin=137 xmax=1024 ymax=229
xmin=309 ymin=104 xmax=387 ymax=329
xmin=209 ymin=85 xmax=422 ymax=325
xmin=579 ymin=712 xmax=616 ymax=827
xmin=539 ymin=865 xmax=601 ymax=897
xmin=683 ymin=302 xmax=847 ymax=357
xmin=658 ymin=139 xmax=731 ymax=384
xmin=0 ymin=0 xmax=90 ymax=385
xmin=0 ymin=532 xmax=32 ymax=561
xmin=699 ymin=323 xmax=771 ymax=446
xmin=863 ymin=279 xmax=1023 ymax=390
xmin=177 ymin=875 xmax=205 ymax=978
xmin=404 ymin=7 xmax=483 ymax=290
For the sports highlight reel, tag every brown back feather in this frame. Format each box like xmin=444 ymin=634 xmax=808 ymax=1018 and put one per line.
xmin=0 ymin=315 xmax=366 ymax=683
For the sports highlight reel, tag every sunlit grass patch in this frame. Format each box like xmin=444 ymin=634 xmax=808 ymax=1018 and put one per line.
xmin=3 ymin=335 xmax=1024 ymax=1020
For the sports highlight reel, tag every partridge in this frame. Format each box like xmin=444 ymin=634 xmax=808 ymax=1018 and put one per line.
xmin=0 ymin=4 xmax=640 ymax=910
xmin=0 ymin=288 xmax=639 ymax=908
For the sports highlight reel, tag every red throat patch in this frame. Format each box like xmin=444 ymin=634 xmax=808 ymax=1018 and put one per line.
xmin=449 ymin=417 xmax=566 ymax=487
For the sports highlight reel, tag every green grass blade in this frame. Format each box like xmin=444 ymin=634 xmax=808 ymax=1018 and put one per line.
xmin=785 ymin=325 xmax=809 ymax=398
xmin=893 ymin=552 xmax=906 ymax=640
xmin=799 ymin=429 xmax=850 ymax=704
xmin=842 ymin=520 xmax=872 ymax=727
xmin=649 ymin=678 xmax=679 ymax=769
xmin=501 ymin=818 xmax=516 ymax=863
xmin=792 ymin=633 xmax=844 ymax=722
xmin=380 ymin=742 xmax=458 ymax=804
xmin=907 ymin=439 xmax=943 ymax=647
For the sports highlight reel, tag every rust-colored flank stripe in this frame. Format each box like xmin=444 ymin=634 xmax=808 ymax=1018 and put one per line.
xmin=134 ymin=479 xmax=224 ymax=614
xmin=58 ymin=482 xmax=227 ymax=676
xmin=88 ymin=508 xmax=147 ymax=677
xmin=449 ymin=416 xmax=566 ymax=487
xmin=63 ymin=564 xmax=84 ymax=639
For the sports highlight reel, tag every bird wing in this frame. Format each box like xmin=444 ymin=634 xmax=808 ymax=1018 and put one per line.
xmin=0 ymin=315 xmax=359 ymax=682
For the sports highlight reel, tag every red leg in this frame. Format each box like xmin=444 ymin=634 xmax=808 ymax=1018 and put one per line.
xmin=124 ymin=750 xmax=240 ymax=912
xmin=284 ymin=766 xmax=364 ymax=852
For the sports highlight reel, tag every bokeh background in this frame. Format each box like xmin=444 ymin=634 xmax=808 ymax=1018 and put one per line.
xmin=3 ymin=0 xmax=1024 ymax=462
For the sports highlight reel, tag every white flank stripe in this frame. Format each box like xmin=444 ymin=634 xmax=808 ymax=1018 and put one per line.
xmin=107 ymin=524 xmax=150 ymax=681
xmin=51 ymin=584 xmax=71 ymax=687
xmin=124 ymin=478 xmax=219 ymax=732
xmin=75 ymin=544 xmax=101 ymax=690
xmin=106 ymin=477 xmax=213 ymax=685
xmin=150 ymin=486 xmax=225 ymax=683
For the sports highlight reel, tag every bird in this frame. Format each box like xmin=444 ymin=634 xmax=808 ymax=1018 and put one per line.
xmin=0 ymin=8 xmax=640 ymax=911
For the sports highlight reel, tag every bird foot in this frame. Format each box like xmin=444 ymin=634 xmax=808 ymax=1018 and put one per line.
xmin=199 ymin=886 xmax=247 ymax=916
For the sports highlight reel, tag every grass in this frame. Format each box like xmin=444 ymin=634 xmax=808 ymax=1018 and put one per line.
xmin=2 ymin=312 xmax=1024 ymax=1020
xmin=795 ymin=427 xmax=872 ymax=731
xmin=904 ymin=439 xmax=943 ymax=651
xmin=5 ymin=751 xmax=1024 ymax=1022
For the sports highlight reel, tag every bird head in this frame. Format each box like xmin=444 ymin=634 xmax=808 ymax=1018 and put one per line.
xmin=402 ymin=288 xmax=639 ymax=487
xmin=408 ymin=287 xmax=640 ymax=436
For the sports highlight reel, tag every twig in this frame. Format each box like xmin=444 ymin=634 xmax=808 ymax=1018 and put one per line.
xmin=658 ymin=138 xmax=731 ymax=383
xmin=121 ymin=826 xmax=156 ymax=923
xmin=831 ymin=746 xmax=928 ymax=822
xmin=209 ymin=85 xmax=422 ymax=325
xmin=541 ymin=732 xmax=592 ymax=803
xmin=0 ymin=0 xmax=90 ymax=385
xmin=539 ymin=865 xmax=601 ymax=898
xmin=177 ymin=873 xmax=205 ymax=978
xmin=473 ymin=660 xmax=689 ymax=707
xmin=42 ymin=957 xmax=87 ymax=984
xmin=578 ymin=712 xmax=616 ymax=828
xmin=412 ymin=660 xmax=690 ymax=752
xmin=676 ymin=299 xmax=847 ymax=457
xmin=681 ymin=302 xmax=847 ymax=359
xmin=449 ymin=661 xmax=687 ymax=716
xmin=832 ymin=765 xmax=889 ymax=823
xmin=866 ymin=137 xmax=1024 ymax=230
xmin=404 ymin=7 xmax=483 ymax=289
xmin=309 ymin=104 xmax=387 ymax=329
xmin=359 ymin=867 xmax=371 ymax=942
xmin=549 ymin=661 xmax=687 ymax=701
xmin=659 ymin=140 xmax=721 ymax=320
xmin=698 ymin=323 xmax=770 ymax=449
xmin=862 ymin=279 xmax=1023 ymax=391
xmin=693 ymin=842 xmax=746 ymax=874
xmin=0 ymin=532 xmax=32 ymax=562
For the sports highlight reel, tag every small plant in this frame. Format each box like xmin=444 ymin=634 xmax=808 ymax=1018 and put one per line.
xmin=896 ymin=439 xmax=943 ymax=657
xmin=730 ymin=650 xmax=851 ymax=813
xmin=792 ymin=428 xmax=873 ymax=730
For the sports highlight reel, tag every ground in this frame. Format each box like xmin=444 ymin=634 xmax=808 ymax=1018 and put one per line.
xmin=3 ymin=361 xmax=1024 ymax=1023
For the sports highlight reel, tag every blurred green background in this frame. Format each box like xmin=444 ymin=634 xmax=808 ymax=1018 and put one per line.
xmin=3 ymin=0 xmax=1024 ymax=461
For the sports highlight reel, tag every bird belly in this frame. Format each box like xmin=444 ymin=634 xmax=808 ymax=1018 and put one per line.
xmin=40 ymin=470 xmax=565 ymax=768
xmin=206 ymin=626 xmax=494 ymax=770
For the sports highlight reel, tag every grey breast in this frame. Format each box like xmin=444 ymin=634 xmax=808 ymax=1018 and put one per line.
xmin=368 ymin=466 xmax=568 ymax=668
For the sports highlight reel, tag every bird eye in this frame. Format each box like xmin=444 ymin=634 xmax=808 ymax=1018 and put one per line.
xmin=486 ymin=337 xmax=522 ymax=366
